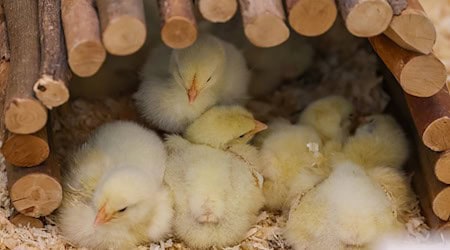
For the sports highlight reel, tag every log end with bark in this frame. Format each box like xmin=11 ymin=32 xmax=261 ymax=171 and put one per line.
xmin=435 ymin=151 xmax=450 ymax=184
xmin=1 ymin=129 xmax=49 ymax=167
xmin=33 ymin=76 xmax=70 ymax=109
xmin=161 ymin=16 xmax=198 ymax=49
xmin=422 ymin=116 xmax=450 ymax=152
xmin=4 ymin=100 xmax=48 ymax=134
xmin=287 ymin=0 xmax=337 ymax=37
xmin=198 ymin=0 xmax=238 ymax=23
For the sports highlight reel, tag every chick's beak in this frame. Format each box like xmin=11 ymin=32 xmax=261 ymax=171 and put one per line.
xmin=188 ymin=80 xmax=198 ymax=104
xmin=251 ymin=120 xmax=268 ymax=134
xmin=94 ymin=204 xmax=113 ymax=225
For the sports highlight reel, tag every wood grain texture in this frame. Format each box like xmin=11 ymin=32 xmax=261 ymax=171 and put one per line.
xmin=96 ymin=0 xmax=146 ymax=55
xmin=239 ymin=0 xmax=289 ymax=47
xmin=369 ymin=34 xmax=446 ymax=97
xmin=3 ymin=0 xmax=47 ymax=134
xmin=10 ymin=213 xmax=44 ymax=228
xmin=159 ymin=0 xmax=198 ymax=49
xmin=337 ymin=0 xmax=393 ymax=37
xmin=35 ymin=0 xmax=71 ymax=109
xmin=435 ymin=151 xmax=450 ymax=184
xmin=286 ymin=0 xmax=337 ymax=37
xmin=61 ymin=0 xmax=106 ymax=77
xmin=384 ymin=0 xmax=435 ymax=54
xmin=198 ymin=0 xmax=237 ymax=23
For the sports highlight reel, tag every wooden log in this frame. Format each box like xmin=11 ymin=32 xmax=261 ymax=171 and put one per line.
xmin=61 ymin=0 xmax=106 ymax=77
xmin=35 ymin=0 xmax=71 ymax=109
xmin=387 ymin=0 xmax=407 ymax=15
xmin=158 ymin=0 xmax=198 ymax=49
xmin=0 ymin=2 xmax=10 ymax=61
xmin=3 ymin=0 xmax=48 ymax=135
xmin=286 ymin=0 xmax=337 ymax=37
xmin=7 ymin=154 xmax=62 ymax=217
xmin=436 ymin=151 xmax=450 ymax=184
xmin=404 ymin=87 xmax=450 ymax=152
xmin=0 ymin=2 xmax=9 ymax=143
xmin=239 ymin=0 xmax=290 ymax=48
xmin=198 ymin=0 xmax=238 ymax=23
xmin=369 ymin=34 xmax=446 ymax=97
xmin=384 ymin=0 xmax=436 ymax=54
xmin=337 ymin=0 xmax=393 ymax=37
xmin=10 ymin=213 xmax=44 ymax=228
xmin=96 ymin=0 xmax=147 ymax=55
xmin=1 ymin=129 xmax=49 ymax=167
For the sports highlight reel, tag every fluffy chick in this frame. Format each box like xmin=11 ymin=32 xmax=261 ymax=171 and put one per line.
xmin=285 ymin=161 xmax=404 ymax=250
xmin=343 ymin=114 xmax=409 ymax=169
xmin=58 ymin=121 xmax=173 ymax=249
xmin=134 ymin=34 xmax=250 ymax=133
xmin=298 ymin=95 xmax=355 ymax=145
xmin=259 ymin=122 xmax=324 ymax=211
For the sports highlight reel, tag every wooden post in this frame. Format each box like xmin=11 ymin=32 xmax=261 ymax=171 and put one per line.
xmin=1 ymin=129 xmax=49 ymax=167
xmin=61 ymin=0 xmax=106 ymax=77
xmin=404 ymin=88 xmax=450 ymax=152
xmin=384 ymin=0 xmax=436 ymax=54
xmin=286 ymin=0 xmax=337 ymax=37
xmin=35 ymin=0 xmax=71 ymax=109
xmin=337 ymin=0 xmax=393 ymax=37
xmin=239 ymin=0 xmax=290 ymax=47
xmin=369 ymin=35 xmax=446 ymax=98
xmin=436 ymin=151 xmax=450 ymax=185
xmin=0 ymin=2 xmax=10 ymax=143
xmin=3 ymin=0 xmax=48 ymax=135
xmin=7 ymin=154 xmax=62 ymax=218
xmin=198 ymin=0 xmax=237 ymax=23
xmin=158 ymin=0 xmax=198 ymax=49
xmin=10 ymin=213 xmax=44 ymax=228
xmin=96 ymin=0 xmax=147 ymax=56
xmin=387 ymin=0 xmax=407 ymax=15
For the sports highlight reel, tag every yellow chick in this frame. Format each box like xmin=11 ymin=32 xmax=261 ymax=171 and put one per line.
xmin=298 ymin=95 xmax=355 ymax=145
xmin=259 ymin=122 xmax=324 ymax=211
xmin=343 ymin=114 xmax=409 ymax=169
xmin=285 ymin=161 xmax=404 ymax=250
xmin=134 ymin=33 xmax=250 ymax=133
xmin=58 ymin=121 xmax=173 ymax=249
xmin=164 ymin=106 xmax=266 ymax=248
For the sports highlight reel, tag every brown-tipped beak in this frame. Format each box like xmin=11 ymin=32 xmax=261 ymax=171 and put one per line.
xmin=251 ymin=120 xmax=268 ymax=134
xmin=188 ymin=76 xmax=198 ymax=104
xmin=94 ymin=204 xmax=113 ymax=225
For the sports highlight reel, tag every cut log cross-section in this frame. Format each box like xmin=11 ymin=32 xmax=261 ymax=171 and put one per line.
xmin=286 ymin=0 xmax=337 ymax=37
xmin=369 ymin=34 xmax=446 ymax=97
xmin=35 ymin=0 xmax=71 ymax=109
xmin=96 ymin=0 xmax=147 ymax=55
xmin=337 ymin=0 xmax=393 ymax=37
xmin=158 ymin=0 xmax=198 ymax=49
xmin=239 ymin=0 xmax=290 ymax=47
xmin=435 ymin=151 xmax=450 ymax=184
xmin=3 ymin=0 xmax=47 ymax=135
xmin=198 ymin=0 xmax=238 ymax=23
xmin=61 ymin=0 xmax=106 ymax=77
xmin=384 ymin=0 xmax=436 ymax=54
xmin=10 ymin=213 xmax=44 ymax=228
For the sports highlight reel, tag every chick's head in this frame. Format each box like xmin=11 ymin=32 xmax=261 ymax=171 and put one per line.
xmin=184 ymin=105 xmax=267 ymax=148
xmin=299 ymin=95 xmax=355 ymax=143
xmin=92 ymin=168 xmax=156 ymax=227
xmin=170 ymin=34 xmax=226 ymax=104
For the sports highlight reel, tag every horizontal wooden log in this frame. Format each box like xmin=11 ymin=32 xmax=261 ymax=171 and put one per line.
xmin=198 ymin=0 xmax=237 ymax=23
xmin=96 ymin=0 xmax=147 ymax=55
xmin=35 ymin=0 xmax=71 ymax=109
xmin=239 ymin=0 xmax=290 ymax=47
xmin=384 ymin=0 xmax=436 ymax=54
xmin=61 ymin=0 xmax=106 ymax=77
xmin=369 ymin=34 xmax=446 ymax=97
xmin=159 ymin=0 xmax=198 ymax=49
xmin=286 ymin=0 xmax=337 ymax=37
xmin=1 ymin=128 xmax=49 ymax=167
xmin=3 ymin=0 xmax=48 ymax=134
xmin=337 ymin=0 xmax=393 ymax=37
xmin=10 ymin=213 xmax=44 ymax=228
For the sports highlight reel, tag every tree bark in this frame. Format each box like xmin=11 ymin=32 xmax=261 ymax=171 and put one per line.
xmin=337 ymin=0 xmax=393 ymax=37
xmin=158 ymin=0 xmax=198 ymax=49
xmin=96 ymin=0 xmax=147 ymax=55
xmin=197 ymin=0 xmax=238 ymax=23
xmin=0 ymin=1 xmax=9 ymax=142
xmin=61 ymin=0 xmax=106 ymax=77
xmin=286 ymin=0 xmax=337 ymax=37
xmin=384 ymin=0 xmax=435 ymax=54
xmin=239 ymin=0 xmax=290 ymax=47
xmin=369 ymin=34 xmax=446 ymax=98
xmin=3 ymin=0 xmax=47 ymax=135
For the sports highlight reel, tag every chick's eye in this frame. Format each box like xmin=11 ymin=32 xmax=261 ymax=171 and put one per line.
xmin=117 ymin=207 xmax=127 ymax=213
xmin=206 ymin=76 xmax=212 ymax=83
xmin=239 ymin=134 xmax=246 ymax=138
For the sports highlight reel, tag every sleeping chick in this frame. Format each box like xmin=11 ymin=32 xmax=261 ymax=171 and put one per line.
xmin=343 ymin=114 xmax=409 ymax=169
xmin=285 ymin=161 xmax=404 ymax=250
xmin=164 ymin=105 xmax=266 ymax=248
xmin=58 ymin=121 xmax=173 ymax=249
xmin=134 ymin=33 xmax=250 ymax=133
xmin=298 ymin=95 xmax=355 ymax=146
xmin=259 ymin=122 xmax=324 ymax=211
